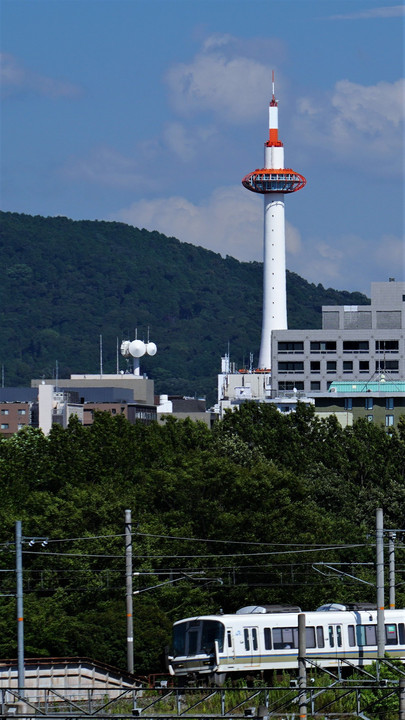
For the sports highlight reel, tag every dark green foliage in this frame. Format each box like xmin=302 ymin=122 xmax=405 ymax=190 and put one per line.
xmin=0 ymin=211 xmax=369 ymax=403
xmin=0 ymin=406 xmax=404 ymax=674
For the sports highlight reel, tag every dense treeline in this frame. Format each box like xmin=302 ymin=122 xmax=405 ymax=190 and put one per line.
xmin=0 ymin=404 xmax=404 ymax=674
xmin=0 ymin=211 xmax=369 ymax=403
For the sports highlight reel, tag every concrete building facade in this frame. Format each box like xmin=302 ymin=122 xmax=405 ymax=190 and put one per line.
xmin=271 ymin=280 xmax=404 ymax=394
xmin=0 ymin=402 xmax=31 ymax=436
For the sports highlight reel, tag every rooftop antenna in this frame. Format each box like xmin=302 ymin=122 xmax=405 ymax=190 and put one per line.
xmin=99 ymin=335 xmax=103 ymax=378
xmin=1 ymin=364 xmax=4 ymax=388
xmin=55 ymin=360 xmax=58 ymax=391
xmin=116 ymin=337 xmax=119 ymax=374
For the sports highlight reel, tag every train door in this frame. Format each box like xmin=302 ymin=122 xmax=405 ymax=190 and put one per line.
xmin=226 ymin=627 xmax=236 ymax=663
xmin=327 ymin=624 xmax=343 ymax=656
xmin=243 ymin=626 xmax=260 ymax=666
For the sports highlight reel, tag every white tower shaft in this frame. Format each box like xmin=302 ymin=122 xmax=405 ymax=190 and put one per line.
xmin=258 ymin=144 xmax=286 ymax=369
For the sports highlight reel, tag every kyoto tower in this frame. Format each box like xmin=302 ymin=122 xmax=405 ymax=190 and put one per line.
xmin=242 ymin=73 xmax=306 ymax=370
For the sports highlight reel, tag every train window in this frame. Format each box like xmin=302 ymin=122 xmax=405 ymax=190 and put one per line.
xmin=385 ymin=624 xmax=398 ymax=645
xmin=316 ymin=627 xmax=325 ymax=648
xmin=252 ymin=628 xmax=258 ymax=651
xmin=348 ymin=625 xmax=356 ymax=647
xmin=273 ymin=627 xmax=294 ymax=650
xmin=399 ymin=624 xmax=405 ymax=644
xmin=264 ymin=628 xmax=272 ymax=650
xmin=244 ymin=629 xmax=250 ymax=651
xmin=201 ymin=620 xmax=225 ymax=653
xmin=306 ymin=628 xmax=316 ymax=648
xmin=172 ymin=622 xmax=187 ymax=656
xmin=336 ymin=626 xmax=342 ymax=647
xmin=356 ymin=625 xmax=377 ymax=646
xmin=328 ymin=626 xmax=334 ymax=647
xmin=188 ymin=630 xmax=198 ymax=654
xmin=365 ymin=625 xmax=377 ymax=645
xmin=227 ymin=631 xmax=232 ymax=648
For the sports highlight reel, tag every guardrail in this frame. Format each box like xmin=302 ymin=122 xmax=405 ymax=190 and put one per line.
xmin=1 ymin=667 xmax=404 ymax=719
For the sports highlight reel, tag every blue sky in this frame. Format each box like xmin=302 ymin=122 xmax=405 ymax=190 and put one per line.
xmin=1 ymin=0 xmax=404 ymax=294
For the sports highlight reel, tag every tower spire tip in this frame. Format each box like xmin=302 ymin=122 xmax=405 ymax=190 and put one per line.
xmin=271 ymin=69 xmax=277 ymax=106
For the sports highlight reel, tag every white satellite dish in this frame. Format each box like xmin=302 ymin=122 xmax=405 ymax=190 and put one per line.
xmin=129 ymin=339 xmax=146 ymax=358
xmin=146 ymin=342 xmax=157 ymax=356
xmin=120 ymin=340 xmax=131 ymax=357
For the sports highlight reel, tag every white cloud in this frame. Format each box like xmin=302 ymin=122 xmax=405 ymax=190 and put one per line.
xmin=0 ymin=52 xmax=81 ymax=98
xmin=202 ymin=34 xmax=234 ymax=51
xmin=112 ymin=186 xmax=260 ymax=259
xmin=332 ymin=79 xmax=404 ymax=133
xmin=62 ymin=146 xmax=145 ymax=188
xmin=374 ymin=234 xmax=405 ymax=269
xmin=287 ymin=232 xmax=404 ymax=294
xmin=329 ymin=5 xmax=404 ymax=19
xmin=295 ymin=78 xmax=405 ymax=175
xmin=111 ymin=185 xmax=302 ymax=263
xmin=163 ymin=122 xmax=217 ymax=161
xmin=165 ymin=36 xmax=276 ymax=123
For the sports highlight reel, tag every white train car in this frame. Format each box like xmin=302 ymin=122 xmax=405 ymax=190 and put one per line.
xmin=168 ymin=604 xmax=405 ymax=683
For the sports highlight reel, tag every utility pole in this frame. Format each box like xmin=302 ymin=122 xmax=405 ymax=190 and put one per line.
xmin=298 ymin=613 xmax=307 ymax=720
xmin=376 ymin=508 xmax=385 ymax=659
xmin=15 ymin=521 xmax=25 ymax=699
xmin=388 ymin=532 xmax=395 ymax=609
xmin=125 ymin=509 xmax=134 ymax=674
xmin=400 ymin=676 xmax=405 ymax=720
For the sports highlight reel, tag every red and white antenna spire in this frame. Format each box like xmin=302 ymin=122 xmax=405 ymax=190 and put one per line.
xmin=268 ymin=70 xmax=282 ymax=147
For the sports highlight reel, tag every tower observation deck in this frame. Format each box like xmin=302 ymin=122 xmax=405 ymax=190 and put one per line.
xmin=242 ymin=72 xmax=306 ymax=371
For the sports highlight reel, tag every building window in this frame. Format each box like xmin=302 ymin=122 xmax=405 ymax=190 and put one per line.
xmin=1 ymin=409 xmax=9 ymax=415
xmin=17 ymin=409 xmax=26 ymax=415
xmin=366 ymin=415 xmax=374 ymax=422
xmin=278 ymin=341 xmax=304 ymax=354
xmin=376 ymin=340 xmax=399 ymax=353
xmin=111 ymin=408 xmax=117 ymax=415
xmin=365 ymin=397 xmax=373 ymax=410
xmin=17 ymin=423 xmax=25 ymax=430
xmin=386 ymin=398 xmax=394 ymax=410
xmin=278 ymin=381 xmax=304 ymax=391
xmin=327 ymin=361 xmax=336 ymax=373
xmin=310 ymin=381 xmax=320 ymax=391
xmin=376 ymin=360 xmax=399 ymax=373
xmin=310 ymin=361 xmax=320 ymax=373
xmin=1 ymin=423 xmax=9 ymax=429
xmin=385 ymin=415 xmax=394 ymax=427
xmin=343 ymin=361 xmax=353 ymax=373
xmin=359 ymin=361 xmax=369 ymax=373
xmin=310 ymin=341 xmax=336 ymax=353
xmin=278 ymin=362 xmax=304 ymax=373
xmin=344 ymin=398 xmax=353 ymax=410
xmin=343 ymin=341 xmax=369 ymax=353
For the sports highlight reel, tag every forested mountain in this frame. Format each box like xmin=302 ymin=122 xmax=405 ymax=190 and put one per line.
xmin=0 ymin=211 xmax=369 ymax=402
xmin=0 ymin=406 xmax=404 ymax=672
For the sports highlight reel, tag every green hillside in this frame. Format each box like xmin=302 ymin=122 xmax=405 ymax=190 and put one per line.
xmin=0 ymin=211 xmax=369 ymax=401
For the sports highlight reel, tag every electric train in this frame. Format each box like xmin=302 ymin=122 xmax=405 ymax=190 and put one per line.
xmin=167 ymin=603 xmax=405 ymax=684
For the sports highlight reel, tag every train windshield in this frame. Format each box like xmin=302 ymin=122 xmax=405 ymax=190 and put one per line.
xmin=172 ymin=620 xmax=225 ymax=657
